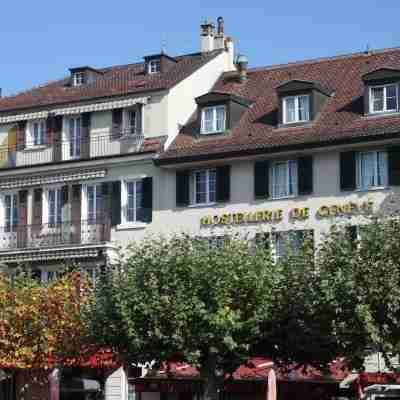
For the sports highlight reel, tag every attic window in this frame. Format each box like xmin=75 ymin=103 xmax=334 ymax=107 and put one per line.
xmin=73 ymin=72 xmax=86 ymax=87
xmin=369 ymin=84 xmax=398 ymax=113
xmin=283 ymin=95 xmax=310 ymax=124
xmin=148 ymin=59 xmax=161 ymax=74
xmin=201 ymin=105 xmax=226 ymax=134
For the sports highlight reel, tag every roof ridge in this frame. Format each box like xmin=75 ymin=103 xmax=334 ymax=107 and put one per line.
xmin=245 ymin=46 xmax=400 ymax=74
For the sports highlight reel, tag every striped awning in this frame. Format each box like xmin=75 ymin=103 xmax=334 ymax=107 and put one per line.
xmin=0 ymin=110 xmax=49 ymax=124
xmin=53 ymin=96 xmax=149 ymax=116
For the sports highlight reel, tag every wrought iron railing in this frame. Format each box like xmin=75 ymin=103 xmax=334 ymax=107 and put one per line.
xmin=0 ymin=130 xmax=144 ymax=169
xmin=0 ymin=219 xmax=111 ymax=251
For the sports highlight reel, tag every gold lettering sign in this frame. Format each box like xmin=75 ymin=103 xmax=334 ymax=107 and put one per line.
xmin=316 ymin=201 xmax=374 ymax=218
xmin=200 ymin=209 xmax=284 ymax=226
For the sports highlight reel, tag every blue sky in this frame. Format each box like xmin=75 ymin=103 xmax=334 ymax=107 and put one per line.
xmin=1 ymin=0 xmax=399 ymax=96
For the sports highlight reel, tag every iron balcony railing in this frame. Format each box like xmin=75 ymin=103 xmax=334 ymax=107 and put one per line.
xmin=0 ymin=130 xmax=144 ymax=169
xmin=0 ymin=219 xmax=111 ymax=251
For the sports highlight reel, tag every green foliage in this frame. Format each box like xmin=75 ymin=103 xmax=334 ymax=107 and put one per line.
xmin=87 ymin=235 xmax=276 ymax=374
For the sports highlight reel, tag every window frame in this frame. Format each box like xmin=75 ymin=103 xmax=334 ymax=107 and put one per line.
xmin=200 ymin=105 xmax=227 ymax=134
xmin=124 ymin=179 xmax=143 ymax=224
xmin=86 ymin=184 xmax=103 ymax=224
xmin=270 ymin=159 xmax=298 ymax=199
xmin=190 ymin=168 xmax=217 ymax=206
xmin=67 ymin=116 xmax=81 ymax=159
xmin=369 ymin=83 xmax=399 ymax=114
xmin=47 ymin=187 xmax=63 ymax=227
xmin=282 ymin=94 xmax=311 ymax=124
xmin=356 ymin=150 xmax=388 ymax=190
xmin=26 ymin=119 xmax=46 ymax=148
xmin=3 ymin=193 xmax=18 ymax=233
xmin=122 ymin=107 xmax=142 ymax=135
xmin=148 ymin=59 xmax=161 ymax=74
xmin=73 ymin=72 xmax=86 ymax=86
xmin=274 ymin=230 xmax=311 ymax=261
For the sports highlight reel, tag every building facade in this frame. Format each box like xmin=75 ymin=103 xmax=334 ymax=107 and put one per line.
xmin=2 ymin=16 xmax=400 ymax=400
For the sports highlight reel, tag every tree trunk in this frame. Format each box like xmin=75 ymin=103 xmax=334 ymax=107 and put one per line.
xmin=200 ymin=353 xmax=221 ymax=400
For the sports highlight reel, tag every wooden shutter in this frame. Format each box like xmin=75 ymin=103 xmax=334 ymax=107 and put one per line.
xmin=71 ymin=184 xmax=82 ymax=244
xmin=176 ymin=170 xmax=190 ymax=207
xmin=111 ymin=181 xmax=121 ymax=226
xmin=141 ymin=177 xmax=153 ymax=223
xmin=136 ymin=105 xmax=143 ymax=134
xmin=45 ymin=117 xmax=53 ymax=146
xmin=81 ymin=112 xmax=91 ymax=159
xmin=254 ymin=160 xmax=269 ymax=198
xmin=340 ymin=152 xmax=356 ymax=191
xmin=16 ymin=121 xmax=26 ymax=150
xmin=18 ymin=190 xmax=28 ymax=248
xmin=53 ymin=116 xmax=63 ymax=162
xmin=298 ymin=156 xmax=313 ymax=195
xmin=388 ymin=147 xmax=400 ymax=186
xmin=216 ymin=165 xmax=230 ymax=203
xmin=112 ymin=108 xmax=123 ymax=139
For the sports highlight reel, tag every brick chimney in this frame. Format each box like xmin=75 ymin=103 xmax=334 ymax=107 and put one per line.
xmin=200 ymin=18 xmax=215 ymax=53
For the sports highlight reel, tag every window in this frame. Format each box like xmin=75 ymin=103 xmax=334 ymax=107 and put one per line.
xmin=87 ymin=185 xmax=103 ymax=224
xmin=68 ymin=116 xmax=81 ymax=158
xmin=27 ymin=120 xmax=45 ymax=147
xmin=370 ymin=84 xmax=398 ymax=113
xmin=283 ymin=95 xmax=310 ymax=124
xmin=4 ymin=194 xmax=18 ymax=233
xmin=270 ymin=160 xmax=298 ymax=199
xmin=148 ymin=59 xmax=161 ymax=74
xmin=123 ymin=108 xmax=142 ymax=135
xmin=126 ymin=180 xmax=143 ymax=223
xmin=73 ymin=72 xmax=85 ymax=86
xmin=357 ymin=151 xmax=388 ymax=189
xmin=201 ymin=105 xmax=226 ymax=134
xmin=41 ymin=270 xmax=58 ymax=284
xmin=48 ymin=188 xmax=62 ymax=226
xmin=275 ymin=230 xmax=310 ymax=260
xmin=191 ymin=169 xmax=216 ymax=205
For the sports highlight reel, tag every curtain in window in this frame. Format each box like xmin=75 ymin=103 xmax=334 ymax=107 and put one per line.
xmin=272 ymin=162 xmax=288 ymax=198
xmin=202 ymin=108 xmax=214 ymax=133
xmin=284 ymin=98 xmax=296 ymax=123
xmin=49 ymin=189 xmax=62 ymax=226
xmin=215 ymin=106 xmax=226 ymax=132
xmin=371 ymin=87 xmax=384 ymax=112
xmin=5 ymin=194 xmax=18 ymax=232
xmin=377 ymin=151 xmax=388 ymax=186
xmin=298 ymin=95 xmax=310 ymax=121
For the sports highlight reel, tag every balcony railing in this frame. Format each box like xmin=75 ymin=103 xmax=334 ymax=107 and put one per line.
xmin=0 ymin=219 xmax=111 ymax=251
xmin=0 ymin=130 xmax=144 ymax=169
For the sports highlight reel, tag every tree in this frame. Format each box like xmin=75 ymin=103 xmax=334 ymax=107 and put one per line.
xmin=87 ymin=235 xmax=278 ymax=400
xmin=316 ymin=218 xmax=400 ymax=371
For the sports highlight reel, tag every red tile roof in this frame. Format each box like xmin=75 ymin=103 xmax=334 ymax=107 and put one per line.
xmin=159 ymin=47 xmax=400 ymax=164
xmin=0 ymin=51 xmax=223 ymax=114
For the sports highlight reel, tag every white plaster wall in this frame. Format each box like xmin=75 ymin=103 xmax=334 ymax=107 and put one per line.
xmin=144 ymin=93 xmax=168 ymax=139
xmin=108 ymin=147 xmax=399 ymax=247
xmin=165 ymin=51 xmax=229 ymax=148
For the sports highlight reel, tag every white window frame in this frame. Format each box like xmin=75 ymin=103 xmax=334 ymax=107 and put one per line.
xmin=270 ymin=160 xmax=298 ymax=199
xmin=190 ymin=169 xmax=217 ymax=206
xmin=122 ymin=107 xmax=142 ymax=135
xmin=86 ymin=184 xmax=102 ymax=223
xmin=65 ymin=116 xmax=81 ymax=159
xmin=282 ymin=95 xmax=310 ymax=124
xmin=43 ymin=187 xmax=63 ymax=226
xmin=73 ymin=72 xmax=85 ymax=86
xmin=26 ymin=119 xmax=46 ymax=148
xmin=148 ymin=59 xmax=161 ymax=74
xmin=369 ymin=84 xmax=399 ymax=114
xmin=121 ymin=179 xmax=143 ymax=225
xmin=41 ymin=270 xmax=58 ymax=284
xmin=201 ymin=105 xmax=226 ymax=134
xmin=2 ymin=193 xmax=18 ymax=233
xmin=356 ymin=150 xmax=388 ymax=190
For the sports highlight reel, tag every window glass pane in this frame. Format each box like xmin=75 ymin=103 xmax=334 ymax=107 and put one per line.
xmin=215 ymin=106 xmax=226 ymax=131
xmin=288 ymin=160 xmax=297 ymax=195
xmin=49 ymin=190 xmax=55 ymax=225
xmin=377 ymin=151 xmax=388 ymax=186
xmin=202 ymin=108 xmax=214 ymax=133
xmin=208 ymin=169 xmax=217 ymax=203
xmin=284 ymin=98 xmax=296 ymax=123
xmin=272 ymin=162 xmax=288 ymax=198
xmin=359 ymin=152 xmax=375 ymax=188
xmin=87 ymin=186 xmax=95 ymax=222
xmin=275 ymin=233 xmax=286 ymax=259
xmin=195 ymin=171 xmax=208 ymax=203
xmin=76 ymin=118 xmax=81 ymax=156
xmin=129 ymin=110 xmax=137 ymax=134
xmin=386 ymin=85 xmax=397 ymax=111
xmin=372 ymin=87 xmax=384 ymax=112
xmin=298 ymin=96 xmax=310 ymax=121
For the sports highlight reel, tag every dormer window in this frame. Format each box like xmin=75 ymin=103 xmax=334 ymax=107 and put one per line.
xmin=201 ymin=105 xmax=226 ymax=134
xmin=370 ymin=84 xmax=398 ymax=113
xmin=73 ymin=72 xmax=86 ymax=87
xmin=148 ymin=59 xmax=161 ymax=74
xmin=282 ymin=95 xmax=310 ymax=124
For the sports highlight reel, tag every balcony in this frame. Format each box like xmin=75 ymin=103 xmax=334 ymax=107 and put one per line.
xmin=0 ymin=130 xmax=144 ymax=169
xmin=0 ymin=219 xmax=111 ymax=251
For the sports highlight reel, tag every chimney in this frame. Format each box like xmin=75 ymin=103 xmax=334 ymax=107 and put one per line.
xmin=236 ymin=54 xmax=249 ymax=82
xmin=200 ymin=18 xmax=215 ymax=53
xmin=214 ymin=16 xmax=225 ymax=50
